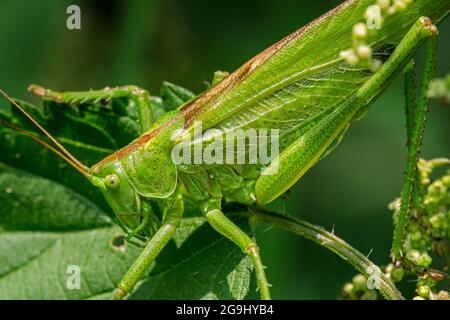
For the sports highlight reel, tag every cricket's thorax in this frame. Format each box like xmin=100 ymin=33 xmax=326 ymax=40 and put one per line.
xmin=176 ymin=164 xmax=259 ymax=210
xmin=93 ymin=161 xmax=259 ymax=238
xmin=90 ymin=110 xmax=261 ymax=238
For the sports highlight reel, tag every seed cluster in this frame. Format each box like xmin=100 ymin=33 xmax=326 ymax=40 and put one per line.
xmin=339 ymin=0 xmax=414 ymax=72
xmin=427 ymin=73 xmax=450 ymax=104
xmin=342 ymin=158 xmax=450 ymax=300
xmin=341 ymin=264 xmax=404 ymax=300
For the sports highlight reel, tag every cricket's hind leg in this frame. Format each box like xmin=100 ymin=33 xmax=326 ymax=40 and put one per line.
xmin=205 ymin=208 xmax=271 ymax=300
xmin=255 ymin=17 xmax=439 ymax=206
xmin=28 ymin=84 xmax=153 ymax=133
xmin=391 ymin=37 xmax=438 ymax=262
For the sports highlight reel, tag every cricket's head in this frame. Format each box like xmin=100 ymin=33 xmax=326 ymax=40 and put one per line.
xmin=0 ymin=88 xmax=149 ymax=233
xmin=89 ymin=159 xmax=144 ymax=230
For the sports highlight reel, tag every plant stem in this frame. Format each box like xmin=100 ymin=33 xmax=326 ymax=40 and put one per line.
xmin=250 ymin=209 xmax=405 ymax=300
xmin=391 ymin=38 xmax=438 ymax=261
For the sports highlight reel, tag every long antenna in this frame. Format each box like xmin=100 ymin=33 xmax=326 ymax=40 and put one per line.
xmin=0 ymin=119 xmax=90 ymax=178
xmin=0 ymin=89 xmax=89 ymax=172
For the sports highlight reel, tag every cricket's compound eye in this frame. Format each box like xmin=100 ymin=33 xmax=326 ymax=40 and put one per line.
xmin=105 ymin=173 xmax=120 ymax=190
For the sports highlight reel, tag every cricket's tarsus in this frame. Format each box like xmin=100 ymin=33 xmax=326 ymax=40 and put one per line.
xmin=28 ymin=84 xmax=49 ymax=98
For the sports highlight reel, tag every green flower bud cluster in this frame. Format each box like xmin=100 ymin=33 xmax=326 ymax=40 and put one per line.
xmin=340 ymin=264 xmax=404 ymax=300
xmin=427 ymin=73 xmax=450 ymax=105
xmin=391 ymin=159 xmax=450 ymax=267
xmin=341 ymin=274 xmax=377 ymax=300
xmin=393 ymin=158 xmax=449 ymax=299
xmin=339 ymin=0 xmax=414 ymax=72
xmin=412 ymin=273 xmax=449 ymax=300
xmin=419 ymin=159 xmax=450 ymax=239
xmin=342 ymin=158 xmax=449 ymax=300
xmin=384 ymin=263 xmax=405 ymax=283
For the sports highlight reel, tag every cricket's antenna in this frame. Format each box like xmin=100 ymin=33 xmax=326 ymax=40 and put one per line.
xmin=0 ymin=119 xmax=90 ymax=178
xmin=0 ymin=88 xmax=90 ymax=175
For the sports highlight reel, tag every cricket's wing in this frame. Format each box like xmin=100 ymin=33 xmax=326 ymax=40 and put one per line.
xmin=181 ymin=0 xmax=449 ymax=150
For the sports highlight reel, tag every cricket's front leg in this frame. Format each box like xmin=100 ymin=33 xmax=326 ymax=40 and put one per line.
xmin=28 ymin=84 xmax=153 ymax=133
xmin=113 ymin=197 xmax=183 ymax=300
xmin=205 ymin=209 xmax=271 ymax=300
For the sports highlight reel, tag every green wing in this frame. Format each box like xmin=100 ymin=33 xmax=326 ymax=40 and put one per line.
xmin=181 ymin=0 xmax=449 ymax=150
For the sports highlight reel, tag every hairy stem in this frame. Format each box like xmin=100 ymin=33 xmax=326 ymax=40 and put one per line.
xmin=392 ymin=38 xmax=438 ymax=261
xmin=250 ymin=209 xmax=404 ymax=300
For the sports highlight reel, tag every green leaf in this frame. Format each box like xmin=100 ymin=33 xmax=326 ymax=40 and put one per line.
xmin=0 ymin=164 xmax=140 ymax=300
xmin=0 ymin=85 xmax=253 ymax=299
xmin=160 ymin=81 xmax=195 ymax=111
xmin=131 ymin=216 xmax=253 ymax=300
xmin=0 ymin=165 xmax=111 ymax=231
xmin=149 ymin=96 xmax=166 ymax=122
xmin=11 ymin=98 xmax=141 ymax=152
xmin=0 ymin=122 xmax=112 ymax=212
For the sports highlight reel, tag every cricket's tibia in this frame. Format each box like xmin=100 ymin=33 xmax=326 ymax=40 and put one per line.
xmin=255 ymin=17 xmax=438 ymax=205
xmin=205 ymin=209 xmax=271 ymax=300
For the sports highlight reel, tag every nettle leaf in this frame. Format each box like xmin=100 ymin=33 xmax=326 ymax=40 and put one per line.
xmin=149 ymin=96 xmax=166 ymax=122
xmin=0 ymin=85 xmax=253 ymax=299
xmin=0 ymin=164 xmax=140 ymax=300
xmin=160 ymin=81 xmax=195 ymax=111
xmin=41 ymin=98 xmax=142 ymax=149
xmin=0 ymin=123 xmax=112 ymax=212
xmin=131 ymin=216 xmax=253 ymax=300
xmin=0 ymin=165 xmax=111 ymax=231
xmin=11 ymin=98 xmax=141 ymax=153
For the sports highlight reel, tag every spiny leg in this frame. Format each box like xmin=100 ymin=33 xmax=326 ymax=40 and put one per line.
xmin=404 ymin=60 xmax=417 ymax=143
xmin=28 ymin=84 xmax=153 ymax=133
xmin=205 ymin=209 xmax=271 ymax=300
xmin=255 ymin=17 xmax=439 ymax=205
xmin=391 ymin=37 xmax=438 ymax=261
xmin=113 ymin=198 xmax=183 ymax=300
xmin=404 ymin=60 xmax=421 ymax=208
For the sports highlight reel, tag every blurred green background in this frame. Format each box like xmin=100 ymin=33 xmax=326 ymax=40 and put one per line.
xmin=0 ymin=0 xmax=448 ymax=299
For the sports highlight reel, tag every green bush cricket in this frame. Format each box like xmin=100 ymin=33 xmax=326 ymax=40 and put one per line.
xmin=0 ymin=0 xmax=449 ymax=300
